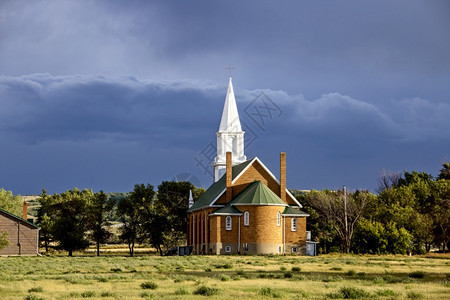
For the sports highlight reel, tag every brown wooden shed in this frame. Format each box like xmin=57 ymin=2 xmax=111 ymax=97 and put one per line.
xmin=0 ymin=208 xmax=40 ymax=256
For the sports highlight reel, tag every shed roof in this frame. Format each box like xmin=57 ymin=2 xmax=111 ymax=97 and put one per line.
xmin=282 ymin=206 xmax=310 ymax=217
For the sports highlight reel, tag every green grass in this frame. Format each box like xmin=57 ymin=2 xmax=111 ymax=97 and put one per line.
xmin=0 ymin=253 xmax=448 ymax=299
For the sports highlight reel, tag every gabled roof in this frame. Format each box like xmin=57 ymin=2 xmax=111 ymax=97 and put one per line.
xmin=209 ymin=205 xmax=242 ymax=216
xmin=230 ymin=181 xmax=287 ymax=206
xmin=0 ymin=208 xmax=40 ymax=229
xmin=282 ymin=206 xmax=310 ymax=217
xmin=188 ymin=159 xmax=253 ymax=212
xmin=188 ymin=156 xmax=303 ymax=212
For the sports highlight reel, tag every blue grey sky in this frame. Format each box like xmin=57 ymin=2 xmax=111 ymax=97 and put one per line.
xmin=1 ymin=0 xmax=449 ymax=195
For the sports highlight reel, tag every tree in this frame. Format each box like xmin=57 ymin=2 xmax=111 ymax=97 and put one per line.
xmin=438 ymin=162 xmax=450 ymax=180
xmin=87 ymin=191 xmax=114 ymax=256
xmin=0 ymin=188 xmax=23 ymax=216
xmin=305 ymin=189 xmax=374 ymax=253
xmin=0 ymin=231 xmax=9 ymax=250
xmin=117 ymin=184 xmax=155 ymax=256
xmin=37 ymin=188 xmax=93 ymax=256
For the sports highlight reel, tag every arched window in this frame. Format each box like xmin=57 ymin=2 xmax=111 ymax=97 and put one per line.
xmin=291 ymin=217 xmax=297 ymax=232
xmin=244 ymin=211 xmax=249 ymax=226
xmin=277 ymin=212 xmax=281 ymax=227
xmin=226 ymin=216 xmax=232 ymax=230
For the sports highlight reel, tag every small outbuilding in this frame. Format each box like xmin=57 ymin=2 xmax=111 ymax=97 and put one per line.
xmin=0 ymin=207 xmax=40 ymax=256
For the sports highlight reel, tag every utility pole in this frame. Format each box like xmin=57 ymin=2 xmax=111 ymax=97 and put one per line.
xmin=343 ymin=185 xmax=348 ymax=253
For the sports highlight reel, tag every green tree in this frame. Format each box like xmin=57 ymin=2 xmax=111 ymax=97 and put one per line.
xmin=87 ymin=191 xmax=114 ymax=256
xmin=438 ymin=162 xmax=450 ymax=180
xmin=0 ymin=231 xmax=9 ymax=250
xmin=117 ymin=184 xmax=155 ymax=256
xmin=37 ymin=188 xmax=93 ymax=256
xmin=0 ymin=188 xmax=23 ymax=216
xmin=305 ymin=189 xmax=374 ymax=253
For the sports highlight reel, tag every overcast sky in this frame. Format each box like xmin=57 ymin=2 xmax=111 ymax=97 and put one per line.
xmin=1 ymin=0 xmax=449 ymax=195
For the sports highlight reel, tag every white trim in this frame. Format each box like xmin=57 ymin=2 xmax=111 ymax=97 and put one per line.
xmin=282 ymin=213 xmax=310 ymax=217
xmin=225 ymin=216 xmax=232 ymax=230
xmin=209 ymin=212 xmax=242 ymax=216
xmin=238 ymin=216 xmax=241 ymax=253
xmin=209 ymin=189 xmax=227 ymax=207
xmin=291 ymin=217 xmax=297 ymax=232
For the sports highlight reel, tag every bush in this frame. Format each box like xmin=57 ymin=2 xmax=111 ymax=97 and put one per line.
xmin=376 ymin=289 xmax=397 ymax=297
xmin=220 ymin=275 xmax=230 ymax=281
xmin=175 ymin=287 xmax=189 ymax=295
xmin=346 ymin=269 xmax=356 ymax=276
xmin=28 ymin=287 xmax=43 ymax=293
xmin=80 ymin=291 xmax=95 ymax=298
xmin=194 ymin=285 xmax=219 ymax=296
xmin=407 ymin=291 xmax=425 ymax=299
xmin=24 ymin=295 xmax=45 ymax=300
xmin=141 ymin=281 xmax=158 ymax=289
xmin=330 ymin=267 xmax=342 ymax=271
xmin=291 ymin=266 xmax=301 ymax=272
xmin=100 ymin=292 xmax=114 ymax=297
xmin=328 ymin=287 xmax=370 ymax=299
xmin=259 ymin=287 xmax=282 ymax=298
xmin=408 ymin=271 xmax=425 ymax=279
xmin=284 ymin=272 xmax=293 ymax=278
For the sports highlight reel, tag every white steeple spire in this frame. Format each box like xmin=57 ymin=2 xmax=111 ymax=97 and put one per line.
xmin=219 ymin=78 xmax=242 ymax=132
xmin=213 ymin=77 xmax=246 ymax=182
xmin=188 ymin=189 xmax=194 ymax=208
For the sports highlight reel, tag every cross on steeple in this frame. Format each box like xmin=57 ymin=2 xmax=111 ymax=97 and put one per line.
xmin=225 ymin=64 xmax=236 ymax=77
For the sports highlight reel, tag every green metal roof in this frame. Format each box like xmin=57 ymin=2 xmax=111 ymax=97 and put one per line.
xmin=209 ymin=206 xmax=242 ymax=216
xmin=0 ymin=208 xmax=40 ymax=228
xmin=282 ymin=206 xmax=310 ymax=217
xmin=188 ymin=159 xmax=253 ymax=212
xmin=230 ymin=180 xmax=287 ymax=206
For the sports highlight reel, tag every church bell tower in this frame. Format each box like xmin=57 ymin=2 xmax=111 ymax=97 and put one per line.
xmin=213 ymin=77 xmax=246 ymax=181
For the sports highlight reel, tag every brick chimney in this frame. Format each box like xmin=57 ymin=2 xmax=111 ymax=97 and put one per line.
xmin=22 ymin=201 xmax=28 ymax=220
xmin=280 ymin=152 xmax=286 ymax=202
xmin=226 ymin=151 xmax=232 ymax=203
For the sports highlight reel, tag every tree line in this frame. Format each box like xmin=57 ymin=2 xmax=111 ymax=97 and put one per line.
xmin=36 ymin=181 xmax=204 ymax=256
xmin=297 ymin=162 xmax=450 ymax=254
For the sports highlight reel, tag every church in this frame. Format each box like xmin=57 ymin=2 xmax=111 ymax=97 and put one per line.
xmin=187 ymin=77 xmax=309 ymax=255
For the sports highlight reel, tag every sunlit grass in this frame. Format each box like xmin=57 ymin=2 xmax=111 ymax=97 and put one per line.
xmin=0 ymin=254 xmax=448 ymax=299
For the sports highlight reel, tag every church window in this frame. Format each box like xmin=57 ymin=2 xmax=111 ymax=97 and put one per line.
xmin=225 ymin=246 xmax=231 ymax=253
xmin=244 ymin=211 xmax=249 ymax=226
xmin=226 ymin=216 xmax=232 ymax=230
xmin=291 ymin=217 xmax=297 ymax=232
xmin=277 ymin=212 xmax=281 ymax=227
xmin=292 ymin=247 xmax=297 ymax=253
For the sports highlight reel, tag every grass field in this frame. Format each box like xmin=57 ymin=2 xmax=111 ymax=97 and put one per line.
xmin=0 ymin=254 xmax=449 ymax=299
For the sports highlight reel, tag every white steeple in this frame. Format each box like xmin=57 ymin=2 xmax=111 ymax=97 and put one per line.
xmin=218 ymin=78 xmax=242 ymax=132
xmin=213 ymin=77 xmax=246 ymax=181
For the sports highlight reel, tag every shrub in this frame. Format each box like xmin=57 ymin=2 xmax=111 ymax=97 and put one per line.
xmin=259 ymin=287 xmax=282 ymax=298
xmin=141 ymin=281 xmax=158 ymax=289
xmin=376 ymin=289 xmax=397 ymax=297
xmin=284 ymin=272 xmax=293 ymax=278
xmin=236 ymin=269 xmax=245 ymax=276
xmin=220 ymin=275 xmax=230 ymax=281
xmin=28 ymin=287 xmax=43 ymax=293
xmin=204 ymin=268 xmax=212 ymax=272
xmin=328 ymin=287 xmax=370 ymax=299
xmin=100 ymin=292 xmax=114 ymax=297
xmin=346 ymin=269 xmax=356 ymax=276
xmin=24 ymin=295 xmax=45 ymax=300
xmin=80 ymin=291 xmax=95 ymax=298
xmin=291 ymin=266 xmax=301 ymax=272
xmin=194 ymin=285 xmax=219 ymax=296
xmin=110 ymin=267 xmax=122 ymax=273
xmin=175 ymin=287 xmax=189 ymax=295
xmin=280 ymin=266 xmax=287 ymax=271
xmin=407 ymin=291 xmax=425 ymax=299
xmin=408 ymin=271 xmax=425 ymax=279
xmin=330 ymin=267 xmax=342 ymax=271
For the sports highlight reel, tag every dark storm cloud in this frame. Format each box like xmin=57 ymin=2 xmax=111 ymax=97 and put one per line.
xmin=0 ymin=1 xmax=449 ymax=194
xmin=0 ymin=74 xmax=449 ymax=194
